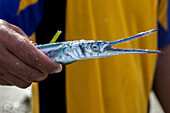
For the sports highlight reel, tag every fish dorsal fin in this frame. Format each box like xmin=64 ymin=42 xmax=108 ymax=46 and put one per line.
xmin=50 ymin=30 xmax=62 ymax=43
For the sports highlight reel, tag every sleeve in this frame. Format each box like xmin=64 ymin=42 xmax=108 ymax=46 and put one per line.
xmin=158 ymin=0 xmax=170 ymax=48
xmin=0 ymin=0 xmax=43 ymax=36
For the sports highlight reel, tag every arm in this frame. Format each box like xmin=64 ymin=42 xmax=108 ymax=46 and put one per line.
xmin=153 ymin=44 xmax=170 ymax=113
xmin=0 ymin=19 xmax=62 ymax=88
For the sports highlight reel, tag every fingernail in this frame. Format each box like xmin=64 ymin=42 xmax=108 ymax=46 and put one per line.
xmin=54 ymin=63 xmax=62 ymax=73
xmin=37 ymin=74 xmax=48 ymax=81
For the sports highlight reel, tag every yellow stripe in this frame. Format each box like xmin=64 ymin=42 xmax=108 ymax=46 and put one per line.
xmin=17 ymin=0 xmax=38 ymax=15
xmin=31 ymin=83 xmax=40 ymax=113
xmin=158 ymin=0 xmax=168 ymax=30
xmin=29 ymin=33 xmax=36 ymax=42
xmin=29 ymin=33 xmax=39 ymax=113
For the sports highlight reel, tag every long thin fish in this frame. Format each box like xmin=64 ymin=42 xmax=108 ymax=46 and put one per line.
xmin=36 ymin=29 xmax=162 ymax=65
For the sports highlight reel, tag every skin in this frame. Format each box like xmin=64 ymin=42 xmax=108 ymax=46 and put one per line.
xmin=153 ymin=44 xmax=170 ymax=113
xmin=0 ymin=20 xmax=62 ymax=88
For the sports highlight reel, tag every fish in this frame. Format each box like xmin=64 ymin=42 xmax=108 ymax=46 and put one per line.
xmin=36 ymin=29 xmax=162 ymax=65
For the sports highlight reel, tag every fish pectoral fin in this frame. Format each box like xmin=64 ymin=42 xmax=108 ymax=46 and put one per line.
xmin=60 ymin=61 xmax=77 ymax=65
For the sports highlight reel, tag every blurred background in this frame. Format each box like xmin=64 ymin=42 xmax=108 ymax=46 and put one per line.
xmin=0 ymin=86 xmax=31 ymax=113
xmin=0 ymin=86 xmax=165 ymax=113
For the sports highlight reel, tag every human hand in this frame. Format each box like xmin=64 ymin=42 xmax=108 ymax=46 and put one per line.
xmin=0 ymin=19 xmax=62 ymax=88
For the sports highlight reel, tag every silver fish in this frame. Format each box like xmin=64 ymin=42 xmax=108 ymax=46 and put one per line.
xmin=36 ymin=29 xmax=162 ymax=65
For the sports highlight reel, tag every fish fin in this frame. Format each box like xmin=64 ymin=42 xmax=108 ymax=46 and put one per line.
xmin=60 ymin=61 xmax=76 ymax=65
xmin=50 ymin=30 xmax=62 ymax=43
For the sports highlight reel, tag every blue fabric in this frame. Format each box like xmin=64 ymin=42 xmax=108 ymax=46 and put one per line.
xmin=158 ymin=22 xmax=170 ymax=48
xmin=0 ymin=0 xmax=43 ymax=36
xmin=158 ymin=0 xmax=170 ymax=48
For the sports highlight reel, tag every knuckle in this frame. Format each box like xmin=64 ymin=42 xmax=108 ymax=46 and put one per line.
xmin=25 ymin=50 xmax=39 ymax=65
xmin=24 ymin=70 xmax=38 ymax=82
xmin=24 ymin=69 xmax=47 ymax=82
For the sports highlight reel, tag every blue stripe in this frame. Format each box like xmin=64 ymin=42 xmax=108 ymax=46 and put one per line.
xmin=158 ymin=0 xmax=170 ymax=48
xmin=0 ymin=0 xmax=43 ymax=36
xmin=0 ymin=0 xmax=20 ymax=24
xmin=158 ymin=22 xmax=170 ymax=48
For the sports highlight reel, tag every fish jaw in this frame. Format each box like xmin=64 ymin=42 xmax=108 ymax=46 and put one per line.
xmin=78 ymin=40 xmax=162 ymax=59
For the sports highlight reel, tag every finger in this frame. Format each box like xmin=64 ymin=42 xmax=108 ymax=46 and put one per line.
xmin=5 ymin=32 xmax=62 ymax=74
xmin=7 ymin=23 xmax=37 ymax=46
xmin=0 ymin=78 xmax=12 ymax=86
xmin=1 ymin=19 xmax=30 ymax=41
xmin=9 ymin=24 xmax=30 ymax=39
xmin=8 ymin=24 xmax=37 ymax=45
xmin=1 ymin=49 xmax=48 ymax=82
xmin=0 ymin=72 xmax=31 ymax=88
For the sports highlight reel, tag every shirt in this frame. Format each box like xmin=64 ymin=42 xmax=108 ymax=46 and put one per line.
xmin=65 ymin=0 xmax=168 ymax=113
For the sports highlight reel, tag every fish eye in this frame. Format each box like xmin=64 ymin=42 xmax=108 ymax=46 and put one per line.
xmin=91 ymin=43 xmax=100 ymax=52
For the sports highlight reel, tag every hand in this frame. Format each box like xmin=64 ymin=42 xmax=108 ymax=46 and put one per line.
xmin=0 ymin=19 xmax=62 ymax=88
xmin=154 ymin=44 xmax=170 ymax=113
